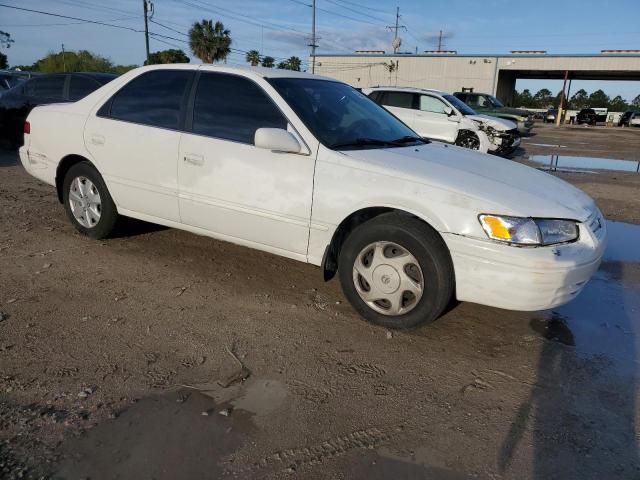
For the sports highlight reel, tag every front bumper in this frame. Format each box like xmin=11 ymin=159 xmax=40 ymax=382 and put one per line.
xmin=489 ymin=128 xmax=520 ymax=155
xmin=442 ymin=210 xmax=606 ymax=311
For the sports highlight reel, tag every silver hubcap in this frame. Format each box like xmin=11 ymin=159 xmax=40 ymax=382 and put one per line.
xmin=352 ymin=241 xmax=424 ymax=316
xmin=69 ymin=176 xmax=101 ymax=228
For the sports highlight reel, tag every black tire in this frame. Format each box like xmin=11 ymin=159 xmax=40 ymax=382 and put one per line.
xmin=454 ymin=130 xmax=480 ymax=150
xmin=338 ymin=213 xmax=454 ymax=329
xmin=62 ymin=162 xmax=118 ymax=239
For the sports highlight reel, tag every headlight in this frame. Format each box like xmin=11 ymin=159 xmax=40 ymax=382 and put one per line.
xmin=479 ymin=215 xmax=579 ymax=246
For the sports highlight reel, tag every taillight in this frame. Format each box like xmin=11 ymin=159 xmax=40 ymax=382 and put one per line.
xmin=24 ymin=121 xmax=31 ymax=134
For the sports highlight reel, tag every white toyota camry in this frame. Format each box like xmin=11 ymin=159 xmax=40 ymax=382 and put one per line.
xmin=20 ymin=64 xmax=606 ymax=329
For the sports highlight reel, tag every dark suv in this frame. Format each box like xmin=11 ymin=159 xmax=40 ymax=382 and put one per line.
xmin=576 ymin=108 xmax=598 ymax=125
xmin=0 ymin=72 xmax=116 ymax=148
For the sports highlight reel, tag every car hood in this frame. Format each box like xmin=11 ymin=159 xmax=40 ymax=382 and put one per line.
xmin=466 ymin=114 xmax=517 ymax=131
xmin=341 ymin=143 xmax=596 ymax=222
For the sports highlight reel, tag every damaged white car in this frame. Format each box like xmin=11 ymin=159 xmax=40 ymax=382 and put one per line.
xmin=364 ymin=86 xmax=520 ymax=155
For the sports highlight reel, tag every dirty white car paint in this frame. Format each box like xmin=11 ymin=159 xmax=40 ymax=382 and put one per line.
xmin=20 ymin=64 xmax=605 ymax=319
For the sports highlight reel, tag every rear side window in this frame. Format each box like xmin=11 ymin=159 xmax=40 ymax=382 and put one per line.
xmin=380 ymin=91 xmax=415 ymax=109
xmin=25 ymin=76 xmax=66 ymax=99
xmin=368 ymin=91 xmax=382 ymax=103
xmin=69 ymin=76 xmax=101 ymax=101
xmin=106 ymin=70 xmax=193 ymax=130
xmin=192 ymin=72 xmax=287 ymax=144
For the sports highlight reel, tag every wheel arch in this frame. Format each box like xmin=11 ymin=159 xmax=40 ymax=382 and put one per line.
xmin=55 ymin=154 xmax=97 ymax=203
xmin=321 ymin=206 xmax=447 ymax=282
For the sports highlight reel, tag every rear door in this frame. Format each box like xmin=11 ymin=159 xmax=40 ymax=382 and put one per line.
xmin=377 ymin=91 xmax=417 ymax=128
xmin=84 ymin=69 xmax=194 ymax=222
xmin=413 ymin=94 xmax=459 ymax=142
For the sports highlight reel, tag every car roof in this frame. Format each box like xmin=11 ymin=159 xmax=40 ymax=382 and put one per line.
xmin=74 ymin=72 xmax=118 ymax=82
xmin=365 ymin=86 xmax=448 ymax=96
xmin=130 ymin=63 xmax=338 ymax=82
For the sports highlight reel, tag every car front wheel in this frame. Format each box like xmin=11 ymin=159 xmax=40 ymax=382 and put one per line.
xmin=455 ymin=130 xmax=480 ymax=150
xmin=338 ymin=213 xmax=454 ymax=329
xmin=62 ymin=162 xmax=118 ymax=239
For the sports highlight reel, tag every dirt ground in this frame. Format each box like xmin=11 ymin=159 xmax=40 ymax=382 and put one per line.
xmin=1 ymin=124 xmax=640 ymax=480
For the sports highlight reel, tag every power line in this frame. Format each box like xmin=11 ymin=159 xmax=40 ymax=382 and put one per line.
xmin=322 ymin=0 xmax=390 ymax=23
xmin=332 ymin=0 xmax=389 ymax=14
xmin=0 ymin=4 xmax=143 ymax=33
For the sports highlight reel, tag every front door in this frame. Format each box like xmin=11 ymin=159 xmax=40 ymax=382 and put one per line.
xmin=414 ymin=94 xmax=459 ymax=143
xmin=177 ymin=71 xmax=315 ymax=258
xmin=84 ymin=69 xmax=194 ymax=222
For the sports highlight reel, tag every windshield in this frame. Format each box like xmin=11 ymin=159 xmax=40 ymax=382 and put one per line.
xmin=268 ymin=78 xmax=423 ymax=150
xmin=442 ymin=94 xmax=476 ymax=116
xmin=487 ymin=95 xmax=504 ymax=108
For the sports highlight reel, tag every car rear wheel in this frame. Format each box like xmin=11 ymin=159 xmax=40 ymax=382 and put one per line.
xmin=455 ymin=130 xmax=480 ymax=150
xmin=62 ymin=162 xmax=118 ymax=239
xmin=338 ymin=213 xmax=454 ymax=329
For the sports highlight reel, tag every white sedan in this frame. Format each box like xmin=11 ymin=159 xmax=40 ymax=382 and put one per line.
xmin=20 ymin=64 xmax=606 ymax=329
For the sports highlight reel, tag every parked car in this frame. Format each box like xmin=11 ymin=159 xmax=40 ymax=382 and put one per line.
xmin=576 ymin=108 xmax=598 ymax=125
xmin=631 ymin=113 xmax=640 ymax=127
xmin=20 ymin=65 xmax=606 ymax=329
xmin=619 ymin=110 xmax=640 ymax=127
xmin=544 ymin=108 xmax=557 ymax=124
xmin=453 ymin=92 xmax=534 ymax=134
xmin=363 ymin=86 xmax=520 ymax=156
xmin=0 ymin=72 xmax=116 ymax=147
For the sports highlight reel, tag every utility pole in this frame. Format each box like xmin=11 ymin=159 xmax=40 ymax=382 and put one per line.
xmin=556 ymin=70 xmax=569 ymax=127
xmin=437 ymin=30 xmax=443 ymax=52
xmin=309 ymin=0 xmax=317 ymax=73
xmin=61 ymin=43 xmax=66 ymax=72
xmin=386 ymin=7 xmax=406 ymax=54
xmin=143 ymin=0 xmax=150 ymax=65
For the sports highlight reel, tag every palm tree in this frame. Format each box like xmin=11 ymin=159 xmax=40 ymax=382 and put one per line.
xmin=261 ymin=56 xmax=275 ymax=68
xmin=245 ymin=50 xmax=260 ymax=66
xmin=286 ymin=56 xmax=302 ymax=71
xmin=188 ymin=19 xmax=231 ymax=63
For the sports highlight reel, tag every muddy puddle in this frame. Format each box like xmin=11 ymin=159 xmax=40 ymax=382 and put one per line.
xmin=55 ymin=389 xmax=256 ymax=479
xmin=530 ymin=220 xmax=640 ymax=376
xmin=528 ymin=154 xmax=640 ymax=173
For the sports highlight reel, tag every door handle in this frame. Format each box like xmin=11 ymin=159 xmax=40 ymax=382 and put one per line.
xmin=183 ymin=154 xmax=204 ymax=166
xmin=90 ymin=134 xmax=105 ymax=146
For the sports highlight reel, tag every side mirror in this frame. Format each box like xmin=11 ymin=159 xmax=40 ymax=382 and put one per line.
xmin=444 ymin=106 xmax=454 ymax=116
xmin=254 ymin=128 xmax=302 ymax=154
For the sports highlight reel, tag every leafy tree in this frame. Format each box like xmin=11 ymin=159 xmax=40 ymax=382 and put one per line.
xmin=569 ymin=89 xmax=588 ymax=109
xmin=145 ymin=49 xmax=189 ymax=65
xmin=286 ymin=56 xmax=301 ymax=71
xmin=189 ymin=19 xmax=231 ymax=63
xmin=631 ymin=94 xmax=640 ymax=109
xmin=0 ymin=51 xmax=7 ymax=69
xmin=245 ymin=49 xmax=260 ymax=66
xmin=608 ymin=95 xmax=629 ymax=112
xmin=516 ymin=89 xmax=533 ymax=108
xmin=0 ymin=30 xmax=14 ymax=49
xmin=588 ymin=89 xmax=610 ymax=108
xmin=553 ymin=90 xmax=565 ymax=108
xmin=276 ymin=61 xmax=288 ymax=69
xmin=261 ymin=56 xmax=275 ymax=68
xmin=33 ymin=50 xmax=113 ymax=73
xmin=532 ymin=88 xmax=553 ymax=108
xmin=111 ymin=64 xmax=138 ymax=75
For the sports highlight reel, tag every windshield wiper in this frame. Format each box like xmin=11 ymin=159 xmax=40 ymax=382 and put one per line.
xmin=390 ymin=135 xmax=429 ymax=145
xmin=330 ymin=138 xmax=401 ymax=150
xmin=331 ymin=136 xmax=427 ymax=150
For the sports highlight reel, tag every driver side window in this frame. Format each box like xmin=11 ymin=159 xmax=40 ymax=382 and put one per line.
xmin=419 ymin=95 xmax=448 ymax=114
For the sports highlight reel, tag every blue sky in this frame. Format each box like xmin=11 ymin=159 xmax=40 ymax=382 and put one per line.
xmin=1 ymin=0 xmax=639 ymax=100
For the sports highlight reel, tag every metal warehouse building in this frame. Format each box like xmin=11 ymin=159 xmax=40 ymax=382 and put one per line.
xmin=313 ymin=51 xmax=640 ymax=106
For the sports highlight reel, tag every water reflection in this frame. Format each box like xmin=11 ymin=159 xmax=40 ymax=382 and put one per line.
xmin=528 ymin=154 xmax=640 ymax=173
xmin=605 ymin=220 xmax=640 ymax=263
